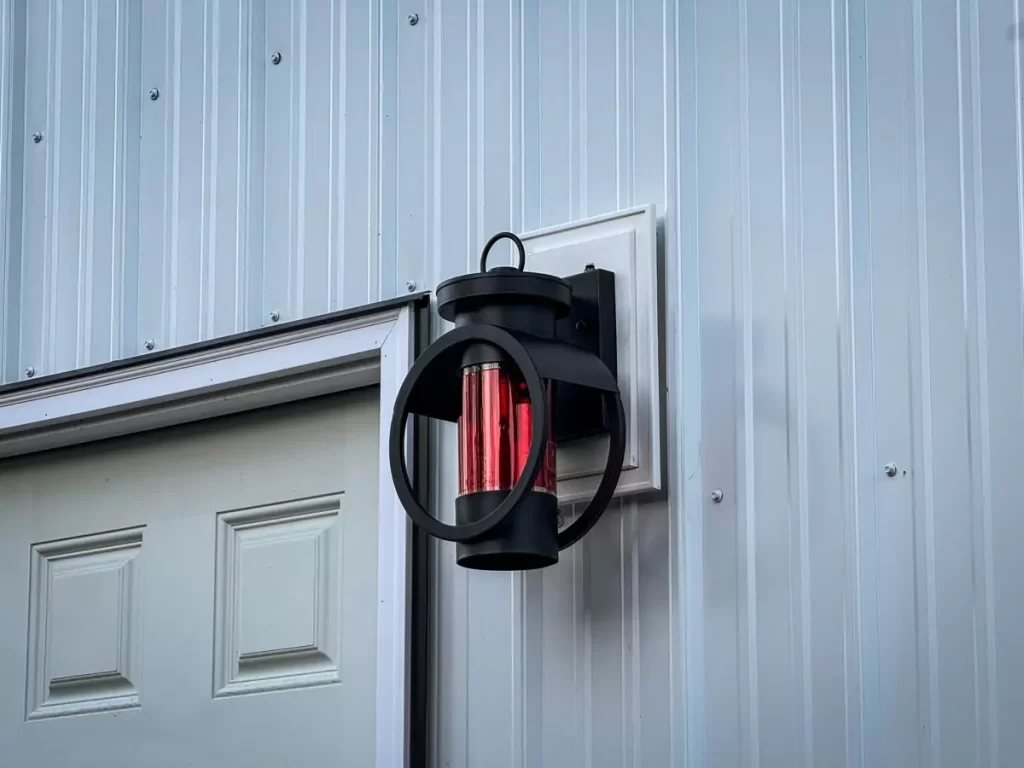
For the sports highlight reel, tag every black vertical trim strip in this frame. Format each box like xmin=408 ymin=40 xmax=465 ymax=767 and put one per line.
xmin=408 ymin=300 xmax=432 ymax=768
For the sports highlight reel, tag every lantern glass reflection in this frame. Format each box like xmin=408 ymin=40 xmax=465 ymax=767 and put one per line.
xmin=458 ymin=363 xmax=556 ymax=497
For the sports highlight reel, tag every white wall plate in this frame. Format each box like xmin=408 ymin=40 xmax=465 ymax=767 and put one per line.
xmin=520 ymin=205 xmax=662 ymax=504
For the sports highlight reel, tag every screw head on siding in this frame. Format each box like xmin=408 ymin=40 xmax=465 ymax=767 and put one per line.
xmin=884 ymin=463 xmax=898 ymax=477
xmin=710 ymin=489 xmax=724 ymax=503
xmin=269 ymin=310 xmax=281 ymax=323
xmin=271 ymin=51 xmax=282 ymax=65
xmin=149 ymin=87 xmax=160 ymax=101
xmin=144 ymin=339 xmax=155 ymax=351
xmin=407 ymin=13 xmax=419 ymax=25
xmin=406 ymin=280 xmax=417 ymax=293
xmin=31 ymin=132 xmax=42 ymax=144
xmin=24 ymin=366 xmax=35 ymax=378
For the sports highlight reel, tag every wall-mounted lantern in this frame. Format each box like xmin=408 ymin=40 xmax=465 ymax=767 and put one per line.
xmin=390 ymin=232 xmax=625 ymax=570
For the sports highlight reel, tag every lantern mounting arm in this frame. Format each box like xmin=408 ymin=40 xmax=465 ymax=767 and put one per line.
xmin=514 ymin=336 xmax=618 ymax=392
xmin=397 ymin=327 xmax=619 ymax=426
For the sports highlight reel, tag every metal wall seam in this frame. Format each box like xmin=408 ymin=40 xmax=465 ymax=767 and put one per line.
xmin=963 ymin=1 xmax=999 ymax=764
xmin=669 ymin=0 xmax=706 ymax=762
xmin=0 ymin=0 xmax=13 ymax=382
xmin=970 ymin=0 xmax=1023 ymax=761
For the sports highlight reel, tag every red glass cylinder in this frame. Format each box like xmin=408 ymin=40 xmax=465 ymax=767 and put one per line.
xmin=458 ymin=363 xmax=556 ymax=497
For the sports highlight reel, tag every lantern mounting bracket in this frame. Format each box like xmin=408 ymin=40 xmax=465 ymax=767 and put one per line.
xmin=553 ymin=267 xmax=617 ymax=443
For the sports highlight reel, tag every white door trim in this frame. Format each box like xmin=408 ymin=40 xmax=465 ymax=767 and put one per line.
xmin=0 ymin=299 xmax=421 ymax=768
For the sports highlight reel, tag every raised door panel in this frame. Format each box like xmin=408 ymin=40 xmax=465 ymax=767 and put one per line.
xmin=26 ymin=529 xmax=144 ymax=720
xmin=213 ymin=494 xmax=344 ymax=696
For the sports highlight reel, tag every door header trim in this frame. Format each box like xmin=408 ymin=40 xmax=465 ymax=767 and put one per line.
xmin=0 ymin=295 xmax=428 ymax=457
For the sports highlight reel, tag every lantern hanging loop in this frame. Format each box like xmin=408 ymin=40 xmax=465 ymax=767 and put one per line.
xmin=479 ymin=231 xmax=527 ymax=273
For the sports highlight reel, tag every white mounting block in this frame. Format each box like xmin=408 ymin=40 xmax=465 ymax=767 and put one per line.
xmin=520 ymin=205 xmax=662 ymax=504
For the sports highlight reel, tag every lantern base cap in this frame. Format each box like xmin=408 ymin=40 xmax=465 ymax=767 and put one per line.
xmin=455 ymin=490 xmax=559 ymax=570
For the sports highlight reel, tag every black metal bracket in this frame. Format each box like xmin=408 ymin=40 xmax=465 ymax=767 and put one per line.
xmin=553 ymin=267 xmax=617 ymax=443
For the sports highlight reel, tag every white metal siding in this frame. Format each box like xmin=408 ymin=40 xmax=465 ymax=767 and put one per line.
xmin=2 ymin=1 xmax=1023 ymax=767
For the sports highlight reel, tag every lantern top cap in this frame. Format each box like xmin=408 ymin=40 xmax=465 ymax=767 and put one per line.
xmin=436 ymin=231 xmax=572 ymax=323
xmin=435 ymin=269 xmax=572 ymax=322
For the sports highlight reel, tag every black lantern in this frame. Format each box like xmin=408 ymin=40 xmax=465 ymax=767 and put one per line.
xmin=389 ymin=232 xmax=625 ymax=570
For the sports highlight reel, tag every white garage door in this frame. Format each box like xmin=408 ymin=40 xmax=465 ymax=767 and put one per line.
xmin=0 ymin=389 xmax=380 ymax=768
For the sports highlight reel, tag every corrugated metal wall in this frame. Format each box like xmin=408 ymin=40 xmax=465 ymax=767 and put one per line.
xmin=2 ymin=1 xmax=1023 ymax=766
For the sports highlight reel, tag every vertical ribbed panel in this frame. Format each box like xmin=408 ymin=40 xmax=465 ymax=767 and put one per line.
xmin=0 ymin=0 xmax=15 ymax=381
xmin=430 ymin=2 xmax=673 ymax=766
xmin=3 ymin=0 xmax=139 ymax=375
xmin=2 ymin=0 xmax=381 ymax=373
xmin=971 ymin=1 xmax=1024 ymax=762
xmin=2 ymin=2 xmax=1024 ymax=767
xmin=673 ymin=0 xmax=1024 ymax=765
